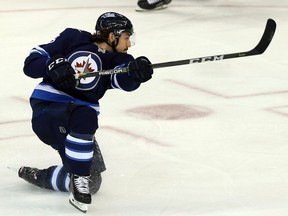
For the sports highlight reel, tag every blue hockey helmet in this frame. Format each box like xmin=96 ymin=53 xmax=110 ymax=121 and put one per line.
xmin=95 ymin=12 xmax=134 ymax=38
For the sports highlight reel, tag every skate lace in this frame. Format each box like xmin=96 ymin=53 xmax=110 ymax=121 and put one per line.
xmin=30 ymin=170 xmax=38 ymax=180
xmin=23 ymin=167 xmax=38 ymax=180
xmin=74 ymin=176 xmax=90 ymax=194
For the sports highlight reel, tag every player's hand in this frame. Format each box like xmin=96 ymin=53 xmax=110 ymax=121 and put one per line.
xmin=47 ymin=55 xmax=77 ymax=90
xmin=128 ymin=56 xmax=153 ymax=83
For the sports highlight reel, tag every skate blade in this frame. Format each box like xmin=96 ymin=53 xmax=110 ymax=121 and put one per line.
xmin=135 ymin=4 xmax=169 ymax=12
xmin=7 ymin=166 xmax=19 ymax=173
xmin=69 ymin=193 xmax=88 ymax=213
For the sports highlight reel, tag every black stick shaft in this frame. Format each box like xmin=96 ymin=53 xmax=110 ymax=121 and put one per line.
xmin=76 ymin=18 xmax=276 ymax=79
xmin=151 ymin=18 xmax=276 ymax=69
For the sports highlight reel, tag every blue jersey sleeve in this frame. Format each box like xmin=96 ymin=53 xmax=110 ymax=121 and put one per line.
xmin=23 ymin=51 xmax=50 ymax=78
xmin=101 ymin=52 xmax=141 ymax=91
xmin=111 ymin=72 xmax=140 ymax=91
xmin=23 ymin=28 xmax=92 ymax=79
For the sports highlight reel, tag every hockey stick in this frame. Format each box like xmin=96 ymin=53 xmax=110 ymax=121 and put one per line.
xmin=75 ymin=18 xmax=276 ymax=79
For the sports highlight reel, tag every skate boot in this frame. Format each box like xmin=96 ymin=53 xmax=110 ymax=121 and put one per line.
xmin=18 ymin=166 xmax=50 ymax=189
xmin=69 ymin=174 xmax=91 ymax=213
xmin=137 ymin=0 xmax=172 ymax=10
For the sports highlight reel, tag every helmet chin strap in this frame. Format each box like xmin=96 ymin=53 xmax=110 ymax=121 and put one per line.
xmin=106 ymin=39 xmax=119 ymax=52
xmin=111 ymin=40 xmax=118 ymax=52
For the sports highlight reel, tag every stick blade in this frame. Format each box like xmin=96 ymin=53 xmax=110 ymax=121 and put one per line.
xmin=253 ymin=18 xmax=276 ymax=54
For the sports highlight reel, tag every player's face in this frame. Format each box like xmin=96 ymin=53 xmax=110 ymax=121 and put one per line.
xmin=115 ymin=32 xmax=134 ymax=53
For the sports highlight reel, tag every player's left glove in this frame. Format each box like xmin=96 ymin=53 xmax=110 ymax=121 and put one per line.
xmin=128 ymin=56 xmax=153 ymax=83
xmin=47 ymin=55 xmax=77 ymax=91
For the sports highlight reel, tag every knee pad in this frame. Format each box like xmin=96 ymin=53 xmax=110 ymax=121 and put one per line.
xmin=70 ymin=106 xmax=98 ymax=135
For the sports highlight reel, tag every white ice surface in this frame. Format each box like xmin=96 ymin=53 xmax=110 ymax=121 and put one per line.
xmin=1 ymin=0 xmax=288 ymax=215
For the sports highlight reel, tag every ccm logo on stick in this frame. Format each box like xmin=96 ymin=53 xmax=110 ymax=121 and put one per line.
xmin=189 ymin=55 xmax=224 ymax=63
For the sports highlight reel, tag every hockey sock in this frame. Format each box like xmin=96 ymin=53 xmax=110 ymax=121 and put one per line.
xmin=34 ymin=164 xmax=101 ymax=193
xmin=64 ymin=134 xmax=95 ymax=176
xmin=27 ymin=165 xmax=70 ymax=192
xmin=64 ymin=106 xmax=98 ymax=176
xmin=49 ymin=165 xmax=70 ymax=192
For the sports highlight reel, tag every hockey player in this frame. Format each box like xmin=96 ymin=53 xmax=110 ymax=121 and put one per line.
xmin=20 ymin=12 xmax=153 ymax=212
xmin=137 ymin=0 xmax=172 ymax=10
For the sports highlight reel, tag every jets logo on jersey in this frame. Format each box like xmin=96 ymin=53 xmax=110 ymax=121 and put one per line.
xmin=68 ymin=51 xmax=102 ymax=91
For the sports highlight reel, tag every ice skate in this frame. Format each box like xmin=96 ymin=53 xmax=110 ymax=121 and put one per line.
xmin=136 ymin=0 xmax=172 ymax=11
xmin=69 ymin=174 xmax=91 ymax=213
xmin=18 ymin=166 xmax=50 ymax=189
xmin=18 ymin=147 xmax=104 ymax=193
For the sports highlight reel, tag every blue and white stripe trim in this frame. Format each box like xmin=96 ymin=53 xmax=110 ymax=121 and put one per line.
xmin=50 ymin=165 xmax=70 ymax=192
xmin=30 ymin=46 xmax=50 ymax=58
xmin=64 ymin=175 xmax=70 ymax=192
xmin=65 ymin=134 xmax=94 ymax=162
xmin=51 ymin=166 xmax=62 ymax=191
xmin=31 ymin=83 xmax=100 ymax=115
xmin=111 ymin=74 xmax=123 ymax=90
xmin=66 ymin=134 xmax=93 ymax=145
xmin=65 ymin=147 xmax=94 ymax=162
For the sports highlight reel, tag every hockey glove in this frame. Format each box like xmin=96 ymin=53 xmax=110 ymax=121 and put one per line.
xmin=128 ymin=56 xmax=153 ymax=83
xmin=47 ymin=56 xmax=77 ymax=90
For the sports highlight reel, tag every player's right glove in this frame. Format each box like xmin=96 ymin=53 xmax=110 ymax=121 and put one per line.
xmin=47 ymin=55 xmax=77 ymax=91
xmin=128 ymin=56 xmax=153 ymax=83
